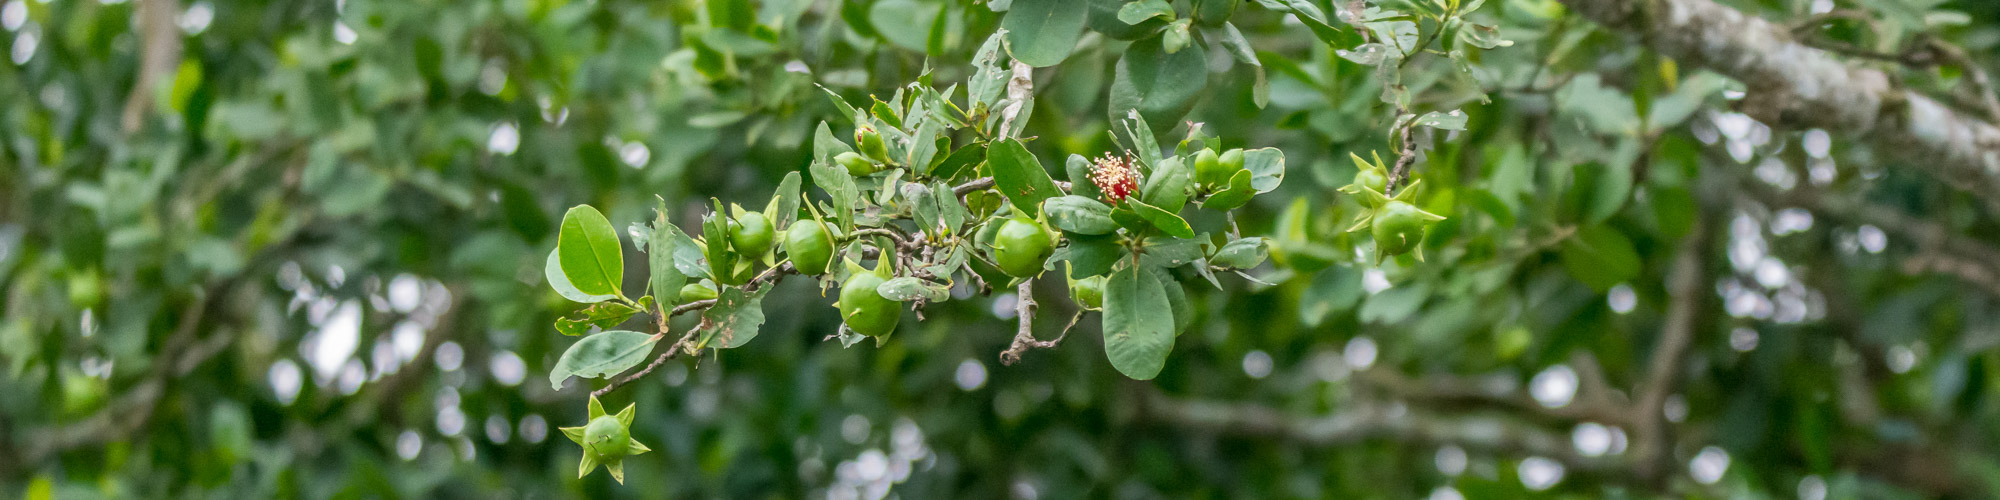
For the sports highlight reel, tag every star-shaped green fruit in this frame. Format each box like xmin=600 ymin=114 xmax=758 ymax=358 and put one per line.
xmin=560 ymin=396 xmax=651 ymax=484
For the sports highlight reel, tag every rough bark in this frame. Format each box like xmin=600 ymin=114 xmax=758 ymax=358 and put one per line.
xmin=1559 ymin=0 xmax=2000 ymax=203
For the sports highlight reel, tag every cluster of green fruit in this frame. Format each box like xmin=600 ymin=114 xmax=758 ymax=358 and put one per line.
xmin=1339 ymin=152 xmax=1446 ymax=263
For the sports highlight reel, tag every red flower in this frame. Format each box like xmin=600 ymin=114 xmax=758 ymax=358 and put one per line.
xmin=1091 ymin=153 xmax=1140 ymax=204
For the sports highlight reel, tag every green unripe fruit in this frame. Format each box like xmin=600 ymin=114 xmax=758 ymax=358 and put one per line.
xmin=1070 ymin=276 xmax=1105 ymax=310
xmin=1218 ymin=148 xmax=1245 ymax=178
xmin=836 ymin=152 xmax=879 ymax=176
xmin=856 ymin=125 xmax=890 ymax=163
xmin=729 ymin=211 xmax=774 ymax=256
xmin=1353 ymin=168 xmax=1388 ymax=194
xmin=679 ymin=283 xmax=718 ymax=302
xmin=991 ymin=218 xmax=1055 ymax=278
xmin=1193 ymin=149 xmax=1229 ymax=186
xmin=785 ymin=220 xmax=836 ymax=275
xmin=582 ymin=415 xmax=631 ymax=458
xmin=1193 ymin=0 xmax=1239 ymax=27
xmin=838 ymin=269 xmax=901 ymax=336
xmin=1372 ymin=200 xmax=1431 ymax=257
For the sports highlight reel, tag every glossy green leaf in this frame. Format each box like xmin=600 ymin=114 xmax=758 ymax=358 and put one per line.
xmin=1044 ymin=196 xmax=1118 ymax=235
xmin=1103 ymin=264 xmax=1175 ymax=380
xmin=548 ymin=249 xmax=616 ymax=303
xmin=1002 ymin=0 xmax=1090 ymax=67
xmin=1240 ymin=147 xmax=1286 ymax=193
xmin=1128 ymin=198 xmax=1194 ymax=238
xmin=988 ymin=138 xmax=1063 ymax=216
xmin=1109 ymin=35 xmax=1208 ymax=134
xmin=558 ymin=205 xmax=625 ymax=298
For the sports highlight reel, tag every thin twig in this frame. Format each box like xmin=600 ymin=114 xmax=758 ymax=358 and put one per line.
xmin=589 ymin=263 xmax=796 ymax=398
xmin=1383 ymin=121 xmax=1420 ymax=194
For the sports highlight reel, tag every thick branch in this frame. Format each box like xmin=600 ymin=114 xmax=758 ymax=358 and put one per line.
xmin=1134 ymin=390 xmax=1625 ymax=475
xmin=1558 ymin=0 xmax=2000 ymax=208
xmin=121 ymin=0 xmax=182 ymax=133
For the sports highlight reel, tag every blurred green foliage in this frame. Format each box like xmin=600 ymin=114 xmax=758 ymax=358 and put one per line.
xmin=6 ymin=0 xmax=2000 ymax=498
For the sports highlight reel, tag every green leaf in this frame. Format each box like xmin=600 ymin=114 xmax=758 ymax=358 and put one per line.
xmin=1412 ymin=109 xmax=1468 ymax=131
xmin=817 ymin=87 xmax=860 ymax=127
xmin=558 ymin=205 xmax=625 ymax=298
xmin=1240 ymin=147 xmax=1286 ymax=193
xmin=769 ymin=172 xmax=802 ymax=229
xmin=697 ymin=286 xmax=769 ymax=349
xmin=811 ymin=123 xmax=862 ymax=229
xmin=1139 ymin=236 xmax=1205 ymax=268
xmin=1053 ymin=234 xmax=1123 ymax=278
xmin=1065 ymin=154 xmax=1103 ymax=200
xmin=1162 ymin=19 xmax=1192 ymax=54
xmin=1109 ymin=34 xmax=1208 ymax=135
xmin=1201 ymin=169 xmax=1257 ymax=211
xmin=987 ymin=138 xmax=1064 ymax=217
xmin=1560 ymin=225 xmax=1641 ymax=292
xmin=1216 ymin=22 xmax=1269 ymax=108
xmin=547 ymin=250 xmax=616 ymax=303
xmin=1140 ymin=156 xmax=1190 ymax=213
xmin=932 ymin=142 xmax=987 ymax=180
xmin=1210 ymin=237 xmax=1269 ymax=269
xmin=649 ymin=203 xmax=692 ymax=307
xmin=555 ymin=301 xmax=642 ymax=337
xmin=1118 ymin=0 xmax=1175 ymax=25
xmin=877 ymin=277 xmax=951 ymax=302
xmin=1103 ymin=264 xmax=1176 ymax=380
xmin=1044 ymin=196 xmax=1118 ymax=235
xmin=1128 ymin=199 xmax=1194 ymax=238
xmin=1001 ymin=0 xmax=1090 ymax=67
xmin=1151 ymin=266 xmax=1192 ymax=336
xmin=868 ymin=0 xmax=941 ymax=52
xmin=549 ymin=330 xmax=658 ymax=390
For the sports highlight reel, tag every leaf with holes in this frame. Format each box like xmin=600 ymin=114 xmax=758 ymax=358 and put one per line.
xmin=697 ymin=286 xmax=769 ymax=349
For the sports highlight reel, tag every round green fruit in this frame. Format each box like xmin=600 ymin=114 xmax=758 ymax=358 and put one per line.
xmin=1070 ymin=276 xmax=1105 ymax=309
xmin=785 ymin=220 xmax=836 ymax=275
xmin=1372 ymin=200 xmax=1431 ymax=257
xmin=835 ymin=152 xmax=879 ymax=176
xmin=838 ymin=270 xmax=901 ymax=336
xmin=729 ymin=211 xmax=774 ymax=256
xmin=582 ymin=415 xmax=631 ymax=458
xmin=1352 ymin=168 xmax=1388 ymax=194
xmin=1218 ymin=148 xmax=1245 ymax=176
xmin=1194 ymin=148 xmax=1234 ymax=186
xmin=990 ymin=218 xmax=1054 ymax=278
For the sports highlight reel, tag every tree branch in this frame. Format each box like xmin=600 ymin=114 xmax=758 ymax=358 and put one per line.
xmin=1629 ymin=203 xmax=1712 ymax=484
xmin=998 ymin=280 xmax=1079 ymax=365
xmin=1132 ymin=389 xmax=1626 ymax=476
xmin=1557 ymin=0 xmax=2000 ymax=211
xmin=590 ymin=263 xmax=796 ymax=398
